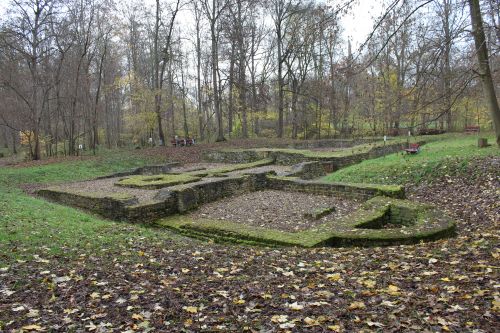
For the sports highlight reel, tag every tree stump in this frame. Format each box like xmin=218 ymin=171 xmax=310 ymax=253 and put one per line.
xmin=478 ymin=138 xmax=488 ymax=148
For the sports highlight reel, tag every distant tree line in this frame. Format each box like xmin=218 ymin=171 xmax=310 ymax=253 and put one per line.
xmin=0 ymin=0 xmax=498 ymax=159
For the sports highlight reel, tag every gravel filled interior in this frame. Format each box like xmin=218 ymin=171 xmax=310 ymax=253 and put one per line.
xmin=188 ymin=190 xmax=362 ymax=232
xmin=48 ymin=177 xmax=159 ymax=202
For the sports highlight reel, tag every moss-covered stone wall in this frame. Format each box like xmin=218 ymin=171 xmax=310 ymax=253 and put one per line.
xmin=170 ymin=173 xmax=269 ymax=213
xmin=38 ymin=173 xmax=269 ymax=223
xmin=267 ymin=176 xmax=405 ymax=200
xmin=203 ymin=141 xmax=420 ymax=171
xmin=38 ymin=189 xmax=138 ymax=220
xmin=157 ymin=196 xmax=456 ymax=248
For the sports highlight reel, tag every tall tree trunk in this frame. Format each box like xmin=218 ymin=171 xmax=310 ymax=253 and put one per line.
xmin=443 ymin=0 xmax=453 ymax=130
xmin=236 ymin=0 xmax=248 ymax=138
xmin=195 ymin=4 xmax=204 ymax=141
xmin=277 ymin=26 xmax=284 ymax=138
xmin=153 ymin=0 xmax=166 ymax=145
xmin=92 ymin=40 xmax=107 ymax=154
xmin=468 ymin=0 xmax=500 ymax=146
xmin=291 ymin=78 xmax=299 ymax=139
xmin=180 ymin=58 xmax=189 ymax=138
xmin=210 ymin=7 xmax=225 ymax=142
xmin=228 ymin=43 xmax=235 ymax=135
xmin=11 ymin=131 xmax=17 ymax=155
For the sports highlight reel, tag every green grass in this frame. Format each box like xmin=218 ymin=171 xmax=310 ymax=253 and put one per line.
xmin=0 ymin=189 xmax=176 ymax=258
xmin=0 ymin=151 xmax=177 ymax=264
xmin=323 ymin=134 xmax=499 ymax=185
xmin=0 ymin=150 xmax=165 ymax=187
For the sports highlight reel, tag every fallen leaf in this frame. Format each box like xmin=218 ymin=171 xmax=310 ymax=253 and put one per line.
xmin=348 ymin=301 xmax=365 ymax=310
xmin=132 ymin=313 xmax=144 ymax=320
xmin=287 ymin=302 xmax=304 ymax=310
xmin=328 ymin=324 xmax=341 ymax=332
xmin=21 ymin=325 xmax=44 ymax=331
xmin=327 ymin=273 xmax=341 ymax=282
xmin=183 ymin=306 xmax=198 ymax=314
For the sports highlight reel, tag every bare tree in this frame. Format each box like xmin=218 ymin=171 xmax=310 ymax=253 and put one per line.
xmin=201 ymin=0 xmax=227 ymax=141
xmin=271 ymin=0 xmax=303 ymax=138
xmin=153 ymin=0 xmax=181 ymax=145
xmin=468 ymin=0 xmax=500 ymax=146
xmin=2 ymin=0 xmax=55 ymax=160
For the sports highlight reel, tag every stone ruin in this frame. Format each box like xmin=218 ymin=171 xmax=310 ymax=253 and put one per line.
xmin=38 ymin=139 xmax=455 ymax=247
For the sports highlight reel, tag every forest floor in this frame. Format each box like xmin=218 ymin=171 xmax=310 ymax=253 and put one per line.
xmin=0 ymin=134 xmax=499 ymax=332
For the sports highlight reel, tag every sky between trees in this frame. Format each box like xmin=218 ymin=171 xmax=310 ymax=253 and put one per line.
xmin=0 ymin=0 xmax=498 ymax=160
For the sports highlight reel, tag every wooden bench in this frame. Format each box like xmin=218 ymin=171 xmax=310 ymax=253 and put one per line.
xmin=464 ymin=126 xmax=480 ymax=134
xmin=171 ymin=137 xmax=195 ymax=147
xmin=403 ymin=143 xmax=420 ymax=154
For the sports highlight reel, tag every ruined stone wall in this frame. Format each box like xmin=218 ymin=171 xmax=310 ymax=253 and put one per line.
xmin=38 ymin=189 xmax=138 ymax=220
xmin=285 ymin=161 xmax=326 ymax=179
xmin=96 ymin=162 xmax=180 ymax=179
xmin=125 ymin=199 xmax=178 ymax=222
xmin=281 ymin=138 xmax=376 ymax=149
xmin=172 ymin=173 xmax=268 ymax=213
xmin=203 ymin=150 xmax=269 ymax=163
xmin=204 ymin=141 xmax=417 ymax=170
xmin=267 ymin=177 xmax=405 ymax=200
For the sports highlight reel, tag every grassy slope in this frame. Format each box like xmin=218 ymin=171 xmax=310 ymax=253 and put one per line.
xmin=0 ymin=152 xmax=178 ymax=263
xmin=324 ymin=134 xmax=499 ymax=185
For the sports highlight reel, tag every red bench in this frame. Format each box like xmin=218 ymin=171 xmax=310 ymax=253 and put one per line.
xmin=464 ymin=126 xmax=480 ymax=134
xmin=403 ymin=143 xmax=420 ymax=154
xmin=171 ymin=137 xmax=195 ymax=147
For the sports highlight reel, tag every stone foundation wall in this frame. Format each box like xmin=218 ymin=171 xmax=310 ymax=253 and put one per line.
xmin=38 ymin=188 xmax=179 ymax=223
xmin=203 ymin=150 xmax=268 ymax=163
xmin=267 ymin=177 xmax=405 ymax=200
xmin=204 ymin=142 xmax=421 ymax=171
xmin=40 ymin=173 xmax=404 ymax=223
xmin=285 ymin=161 xmax=326 ymax=179
xmin=38 ymin=173 xmax=270 ymax=222
xmin=172 ymin=173 xmax=268 ymax=213
xmin=272 ymin=142 xmax=413 ymax=168
xmin=125 ymin=199 xmax=178 ymax=222
xmin=38 ymin=189 xmax=138 ymax=220
xmin=388 ymin=203 xmax=421 ymax=227
xmin=96 ymin=162 xmax=180 ymax=179
xmin=280 ymin=138 xmax=376 ymax=149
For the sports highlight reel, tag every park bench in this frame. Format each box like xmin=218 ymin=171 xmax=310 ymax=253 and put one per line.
xmin=171 ymin=137 xmax=195 ymax=147
xmin=464 ymin=126 xmax=480 ymax=134
xmin=403 ymin=143 xmax=420 ymax=154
